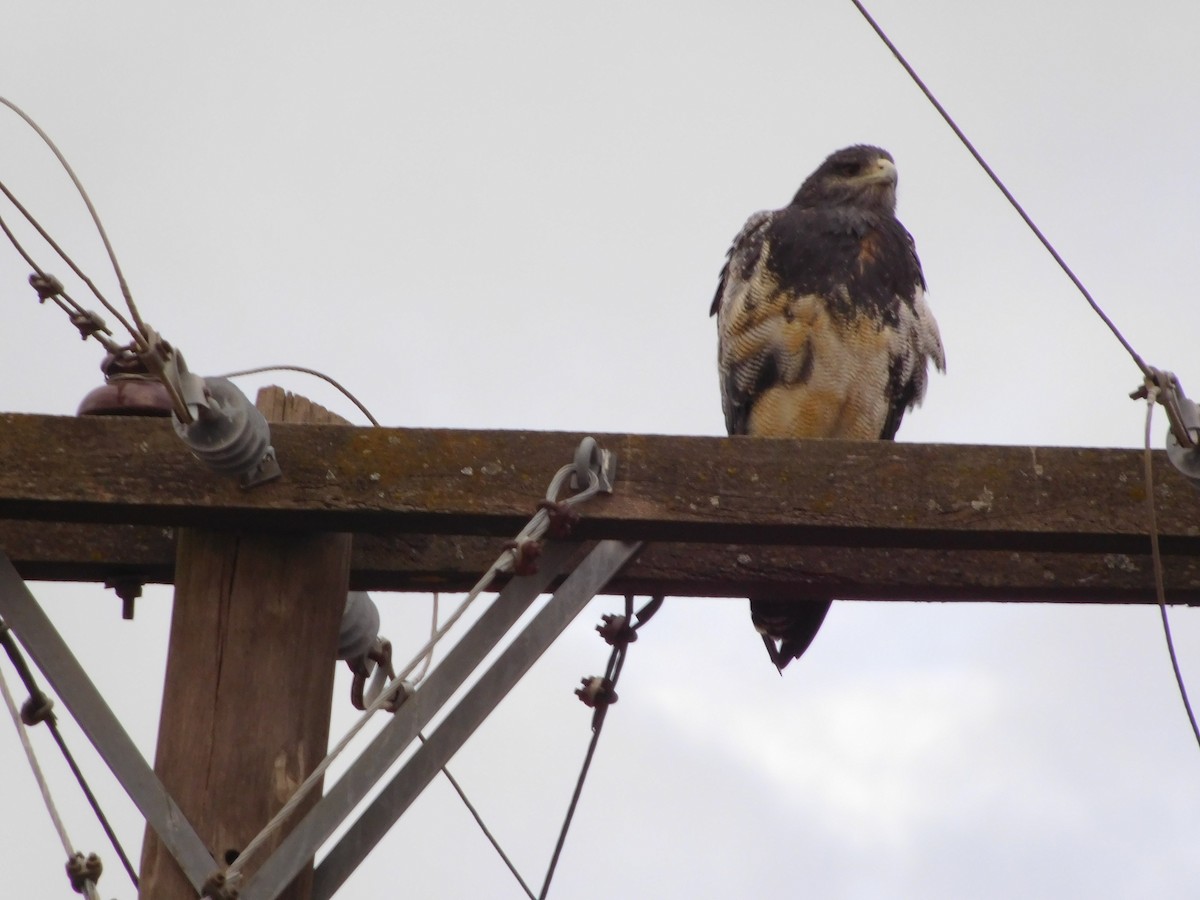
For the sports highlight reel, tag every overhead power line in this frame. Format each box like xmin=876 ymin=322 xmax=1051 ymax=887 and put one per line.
xmin=847 ymin=0 xmax=1153 ymax=381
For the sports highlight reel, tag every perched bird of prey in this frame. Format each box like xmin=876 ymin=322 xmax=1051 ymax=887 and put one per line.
xmin=710 ymin=144 xmax=945 ymax=672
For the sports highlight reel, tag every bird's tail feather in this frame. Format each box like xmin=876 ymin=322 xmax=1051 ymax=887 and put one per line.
xmin=751 ymin=597 xmax=832 ymax=672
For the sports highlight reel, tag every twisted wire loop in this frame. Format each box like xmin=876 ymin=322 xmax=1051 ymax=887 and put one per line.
xmin=222 ymin=441 xmax=611 ymax=890
xmin=1140 ymin=385 xmax=1200 ymax=749
xmin=539 ymin=595 xmax=663 ymax=900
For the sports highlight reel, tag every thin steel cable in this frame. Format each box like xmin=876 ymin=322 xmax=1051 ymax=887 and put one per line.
xmin=0 ymin=177 xmax=136 ymax=337
xmin=0 ymin=207 xmax=93 ymax=324
xmin=410 ymin=593 xmax=441 ymax=685
xmin=0 ymin=664 xmax=102 ymax=900
xmin=538 ymin=596 xmax=650 ymax=900
xmin=0 ymin=625 xmax=139 ymax=887
xmin=856 ymin=1 xmax=1200 ymax=741
xmin=0 ymin=96 xmax=148 ymax=341
xmin=848 ymin=0 xmax=1153 ymax=380
xmin=539 ymin=644 xmax=627 ymax=900
xmin=0 ymin=662 xmax=73 ymax=857
xmin=41 ymin=714 xmax=140 ymax=888
xmin=417 ymin=732 xmax=538 ymax=900
xmin=538 ymin=726 xmax=605 ymax=900
xmin=0 ymin=204 xmax=129 ymax=356
xmin=1141 ymin=388 xmax=1200 ymax=748
xmin=217 ymin=364 xmax=382 ymax=426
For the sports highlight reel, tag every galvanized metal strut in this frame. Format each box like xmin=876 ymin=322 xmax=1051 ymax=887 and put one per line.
xmin=0 ymin=437 xmax=641 ymax=899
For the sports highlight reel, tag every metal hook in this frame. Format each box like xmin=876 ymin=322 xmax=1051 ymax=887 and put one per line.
xmin=570 ymin=436 xmax=616 ymax=494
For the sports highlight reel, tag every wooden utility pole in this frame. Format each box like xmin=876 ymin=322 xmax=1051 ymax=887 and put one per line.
xmin=137 ymin=390 xmax=352 ymax=900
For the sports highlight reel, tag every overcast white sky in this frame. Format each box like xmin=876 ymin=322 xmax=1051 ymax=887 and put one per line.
xmin=3 ymin=1 xmax=1200 ymax=897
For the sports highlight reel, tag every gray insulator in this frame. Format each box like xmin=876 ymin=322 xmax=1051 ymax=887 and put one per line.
xmin=1167 ymin=396 xmax=1200 ymax=487
xmin=172 ymin=377 xmax=274 ymax=481
xmin=339 ymin=591 xmax=380 ymax=661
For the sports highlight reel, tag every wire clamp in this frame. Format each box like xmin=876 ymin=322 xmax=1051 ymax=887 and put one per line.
xmin=66 ymin=309 xmax=109 ymax=342
xmin=537 ymin=499 xmax=580 ymax=539
xmin=20 ymin=690 xmax=55 ymax=726
xmin=29 ymin=271 xmax=65 ymax=302
xmin=575 ymin=675 xmax=618 ymax=710
xmin=138 ymin=325 xmax=206 ymax=425
xmin=501 ymin=538 xmax=543 ymax=576
xmin=201 ymin=870 xmax=239 ymax=900
xmin=596 ymin=613 xmax=637 ymax=647
xmin=1133 ymin=369 xmax=1200 ymax=486
xmin=574 ymin=596 xmax=662 ymax=730
xmin=65 ymin=852 xmax=102 ymax=895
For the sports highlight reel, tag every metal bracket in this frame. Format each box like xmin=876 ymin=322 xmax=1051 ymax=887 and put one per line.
xmin=0 ymin=552 xmax=218 ymax=892
xmin=137 ymin=325 xmax=206 ymax=425
xmin=238 ymin=539 xmax=643 ymax=900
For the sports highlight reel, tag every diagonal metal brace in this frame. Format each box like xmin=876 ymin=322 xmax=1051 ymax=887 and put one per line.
xmin=311 ymin=539 xmax=643 ymax=900
xmin=239 ymin=539 xmax=643 ymax=900
xmin=234 ymin=539 xmax=603 ymax=898
xmin=0 ymin=552 xmax=218 ymax=892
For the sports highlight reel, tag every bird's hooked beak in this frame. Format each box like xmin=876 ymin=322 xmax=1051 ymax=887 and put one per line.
xmin=864 ymin=157 xmax=897 ymax=187
xmin=856 ymin=156 xmax=898 ymax=210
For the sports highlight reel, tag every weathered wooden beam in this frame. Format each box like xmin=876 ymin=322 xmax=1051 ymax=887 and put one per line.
xmin=2 ymin=413 xmax=1197 ymax=554
xmin=9 ymin=417 xmax=1200 ymax=602
xmin=7 ymin=519 xmax=1198 ymax=603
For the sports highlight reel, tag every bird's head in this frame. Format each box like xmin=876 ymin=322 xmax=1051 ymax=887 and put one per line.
xmin=792 ymin=145 xmax=898 ymax=213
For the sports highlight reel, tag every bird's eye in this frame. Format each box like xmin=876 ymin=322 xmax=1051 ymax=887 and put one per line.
xmin=836 ymin=162 xmax=860 ymax=177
